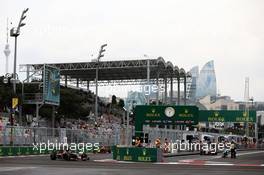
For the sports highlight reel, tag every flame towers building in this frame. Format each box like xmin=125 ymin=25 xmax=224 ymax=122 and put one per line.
xmin=189 ymin=60 xmax=217 ymax=101
xmin=196 ymin=60 xmax=217 ymax=99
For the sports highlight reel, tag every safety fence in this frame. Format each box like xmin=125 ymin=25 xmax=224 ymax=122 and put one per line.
xmin=0 ymin=125 xmax=121 ymax=156
xmin=0 ymin=126 xmax=120 ymax=146
xmin=1 ymin=125 xmax=263 ymax=154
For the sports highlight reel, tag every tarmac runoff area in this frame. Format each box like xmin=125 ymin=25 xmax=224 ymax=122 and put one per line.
xmin=0 ymin=150 xmax=263 ymax=175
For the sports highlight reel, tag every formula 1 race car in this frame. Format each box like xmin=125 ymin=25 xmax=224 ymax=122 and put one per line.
xmin=50 ymin=150 xmax=89 ymax=161
xmin=93 ymin=145 xmax=111 ymax=154
xmin=98 ymin=145 xmax=111 ymax=153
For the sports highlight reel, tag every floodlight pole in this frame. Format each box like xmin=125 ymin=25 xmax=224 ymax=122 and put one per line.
xmin=8 ymin=8 xmax=29 ymax=145
xmin=95 ymin=44 xmax=107 ymax=118
xmin=10 ymin=8 xmax=29 ymax=95
xmin=13 ymin=36 xmax=18 ymax=94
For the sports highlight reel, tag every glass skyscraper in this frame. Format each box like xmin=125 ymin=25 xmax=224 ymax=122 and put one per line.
xmin=189 ymin=60 xmax=217 ymax=101
xmin=189 ymin=66 xmax=199 ymax=101
xmin=196 ymin=60 xmax=217 ymax=99
xmin=125 ymin=91 xmax=146 ymax=109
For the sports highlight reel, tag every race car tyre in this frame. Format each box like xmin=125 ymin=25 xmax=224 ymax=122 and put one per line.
xmin=63 ymin=153 xmax=70 ymax=161
xmin=50 ymin=153 xmax=56 ymax=160
xmin=81 ymin=154 xmax=88 ymax=161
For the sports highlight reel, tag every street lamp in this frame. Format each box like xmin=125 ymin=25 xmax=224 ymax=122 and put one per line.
xmin=9 ymin=8 xmax=28 ymax=146
xmin=10 ymin=8 xmax=29 ymax=95
xmin=95 ymin=44 xmax=107 ymax=118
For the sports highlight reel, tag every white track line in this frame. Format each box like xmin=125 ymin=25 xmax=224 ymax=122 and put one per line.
xmin=0 ymin=154 xmax=48 ymax=159
xmin=204 ymin=163 xmax=234 ymax=166
xmin=156 ymin=162 xmax=181 ymax=165
xmin=0 ymin=167 xmax=37 ymax=172
xmin=178 ymin=150 xmax=264 ymax=161
xmin=82 ymin=159 xmax=264 ymax=167
xmin=93 ymin=159 xmax=134 ymax=163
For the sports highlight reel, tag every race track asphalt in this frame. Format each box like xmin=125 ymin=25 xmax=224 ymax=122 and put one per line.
xmin=0 ymin=150 xmax=263 ymax=175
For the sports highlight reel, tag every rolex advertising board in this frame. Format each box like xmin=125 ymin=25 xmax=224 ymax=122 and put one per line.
xmin=199 ymin=110 xmax=256 ymax=123
xmin=135 ymin=105 xmax=199 ymax=132
xmin=134 ymin=105 xmax=256 ymax=134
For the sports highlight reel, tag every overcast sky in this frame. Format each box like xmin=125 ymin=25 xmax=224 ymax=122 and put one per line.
xmin=0 ymin=0 xmax=263 ymax=101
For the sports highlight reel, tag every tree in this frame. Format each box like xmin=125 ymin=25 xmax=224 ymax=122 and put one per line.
xmin=57 ymin=88 xmax=85 ymax=118
xmin=118 ymin=99 xmax=125 ymax=108
xmin=111 ymin=95 xmax=117 ymax=105
xmin=0 ymin=76 xmax=102 ymax=121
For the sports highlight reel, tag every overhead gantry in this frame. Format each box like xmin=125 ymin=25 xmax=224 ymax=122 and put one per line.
xmin=20 ymin=57 xmax=192 ymax=105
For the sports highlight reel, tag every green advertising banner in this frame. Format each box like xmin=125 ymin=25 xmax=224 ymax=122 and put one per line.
xmin=112 ymin=146 xmax=162 ymax=162
xmin=0 ymin=146 xmax=47 ymax=156
xmin=134 ymin=105 xmax=256 ymax=135
xmin=199 ymin=110 xmax=256 ymax=123
xmin=43 ymin=65 xmax=60 ymax=105
xmin=135 ymin=105 xmax=199 ymax=133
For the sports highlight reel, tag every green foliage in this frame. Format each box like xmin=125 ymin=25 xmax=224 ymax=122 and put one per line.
xmin=111 ymin=95 xmax=117 ymax=105
xmin=0 ymin=76 xmax=91 ymax=118
xmin=39 ymin=106 xmax=52 ymax=118
xmin=118 ymin=98 xmax=125 ymax=108
xmin=0 ymin=76 xmax=40 ymax=114
xmin=56 ymin=88 xmax=90 ymax=119
xmin=0 ymin=76 xmax=121 ymax=120
xmin=0 ymin=76 xmax=15 ymax=111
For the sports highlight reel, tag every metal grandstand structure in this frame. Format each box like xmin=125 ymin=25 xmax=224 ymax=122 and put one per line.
xmin=20 ymin=57 xmax=192 ymax=105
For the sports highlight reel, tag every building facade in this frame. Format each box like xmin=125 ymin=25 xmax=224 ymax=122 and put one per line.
xmin=196 ymin=60 xmax=217 ymax=99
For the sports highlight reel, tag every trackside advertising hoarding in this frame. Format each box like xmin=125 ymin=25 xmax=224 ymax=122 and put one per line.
xmin=199 ymin=110 xmax=256 ymax=123
xmin=43 ymin=65 xmax=60 ymax=105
